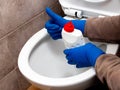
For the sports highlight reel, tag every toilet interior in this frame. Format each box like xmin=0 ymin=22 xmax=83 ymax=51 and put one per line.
xmin=29 ymin=31 xmax=107 ymax=78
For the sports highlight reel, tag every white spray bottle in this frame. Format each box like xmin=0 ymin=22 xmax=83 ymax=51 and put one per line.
xmin=62 ymin=21 xmax=85 ymax=49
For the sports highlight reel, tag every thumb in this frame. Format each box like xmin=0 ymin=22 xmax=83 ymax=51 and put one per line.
xmin=46 ymin=7 xmax=68 ymax=26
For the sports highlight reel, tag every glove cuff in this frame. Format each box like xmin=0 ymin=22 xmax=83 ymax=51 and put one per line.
xmin=72 ymin=20 xmax=86 ymax=33
xmin=86 ymin=43 xmax=105 ymax=66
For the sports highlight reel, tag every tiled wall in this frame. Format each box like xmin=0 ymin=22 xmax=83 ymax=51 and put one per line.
xmin=0 ymin=0 xmax=64 ymax=90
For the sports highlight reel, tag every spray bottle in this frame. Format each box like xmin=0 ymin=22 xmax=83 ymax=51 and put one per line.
xmin=62 ymin=21 xmax=85 ymax=49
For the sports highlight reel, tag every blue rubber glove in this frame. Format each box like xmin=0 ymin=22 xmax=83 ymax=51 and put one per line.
xmin=45 ymin=19 xmax=62 ymax=40
xmin=64 ymin=43 xmax=105 ymax=68
xmin=45 ymin=7 xmax=86 ymax=40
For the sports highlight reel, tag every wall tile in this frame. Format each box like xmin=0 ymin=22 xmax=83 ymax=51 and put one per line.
xmin=0 ymin=68 xmax=20 ymax=90
xmin=16 ymin=67 xmax=31 ymax=90
xmin=0 ymin=39 xmax=16 ymax=80
xmin=0 ymin=0 xmax=58 ymax=39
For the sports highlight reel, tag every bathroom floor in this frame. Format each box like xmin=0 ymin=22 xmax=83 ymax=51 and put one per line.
xmin=27 ymin=85 xmax=41 ymax=90
xmin=28 ymin=82 xmax=109 ymax=90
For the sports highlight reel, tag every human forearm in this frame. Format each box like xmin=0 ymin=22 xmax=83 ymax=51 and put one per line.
xmin=84 ymin=15 xmax=120 ymax=43
xmin=95 ymin=54 xmax=120 ymax=90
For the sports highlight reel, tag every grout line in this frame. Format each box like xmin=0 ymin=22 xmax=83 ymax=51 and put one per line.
xmin=0 ymin=67 xmax=20 ymax=90
xmin=0 ymin=10 xmax=46 ymax=41
xmin=0 ymin=67 xmax=18 ymax=81
xmin=0 ymin=1 xmax=59 ymax=42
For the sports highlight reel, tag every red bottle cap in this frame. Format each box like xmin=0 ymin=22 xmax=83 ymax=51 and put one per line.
xmin=64 ymin=21 xmax=74 ymax=32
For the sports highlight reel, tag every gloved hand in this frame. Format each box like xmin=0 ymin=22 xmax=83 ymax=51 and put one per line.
xmin=64 ymin=43 xmax=105 ymax=68
xmin=45 ymin=7 xmax=86 ymax=40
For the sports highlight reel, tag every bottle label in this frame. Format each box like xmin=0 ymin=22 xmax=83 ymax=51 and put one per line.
xmin=62 ymin=21 xmax=85 ymax=49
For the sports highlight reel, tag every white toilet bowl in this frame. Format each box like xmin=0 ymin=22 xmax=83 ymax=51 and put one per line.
xmin=18 ymin=27 xmax=118 ymax=90
xmin=18 ymin=0 xmax=120 ymax=89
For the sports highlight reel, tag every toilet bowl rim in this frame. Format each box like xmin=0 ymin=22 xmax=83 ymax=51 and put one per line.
xmin=18 ymin=28 xmax=96 ymax=87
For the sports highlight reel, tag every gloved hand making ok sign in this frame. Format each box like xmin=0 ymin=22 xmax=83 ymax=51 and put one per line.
xmin=45 ymin=7 xmax=86 ymax=40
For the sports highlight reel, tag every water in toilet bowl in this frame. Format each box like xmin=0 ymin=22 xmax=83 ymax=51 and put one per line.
xmin=29 ymin=35 xmax=90 ymax=78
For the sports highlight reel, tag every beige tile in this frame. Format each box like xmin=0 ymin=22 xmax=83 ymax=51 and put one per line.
xmin=0 ymin=68 xmax=20 ymax=90
xmin=0 ymin=39 xmax=16 ymax=80
xmin=0 ymin=0 xmax=58 ymax=39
